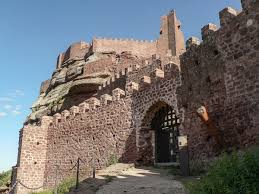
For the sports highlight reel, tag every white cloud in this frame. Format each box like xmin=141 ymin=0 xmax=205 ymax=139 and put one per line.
xmin=9 ymin=104 xmax=22 ymax=116
xmin=12 ymin=110 xmax=21 ymax=115
xmin=0 ymin=97 xmax=13 ymax=102
xmin=15 ymin=105 xmax=22 ymax=110
xmin=0 ymin=112 xmax=7 ymax=117
xmin=15 ymin=90 xmax=25 ymax=96
xmin=3 ymin=104 xmax=12 ymax=110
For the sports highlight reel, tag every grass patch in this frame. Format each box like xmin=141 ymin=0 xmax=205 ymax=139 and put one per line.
xmin=103 ymin=175 xmax=116 ymax=183
xmin=107 ymin=154 xmax=118 ymax=167
xmin=168 ymin=165 xmax=181 ymax=176
xmin=0 ymin=170 xmax=11 ymax=187
xmin=189 ymin=159 xmax=211 ymax=176
xmin=57 ymin=178 xmax=76 ymax=194
xmin=186 ymin=147 xmax=259 ymax=194
xmin=31 ymin=178 xmax=76 ymax=194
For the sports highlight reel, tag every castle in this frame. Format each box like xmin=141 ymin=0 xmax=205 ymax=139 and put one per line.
xmin=12 ymin=0 xmax=259 ymax=193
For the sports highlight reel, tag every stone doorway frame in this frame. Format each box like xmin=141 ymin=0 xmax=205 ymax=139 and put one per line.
xmin=151 ymin=104 xmax=180 ymax=163
xmin=137 ymin=101 xmax=181 ymax=165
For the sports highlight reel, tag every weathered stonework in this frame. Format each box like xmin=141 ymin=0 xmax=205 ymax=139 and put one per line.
xmin=12 ymin=2 xmax=259 ymax=193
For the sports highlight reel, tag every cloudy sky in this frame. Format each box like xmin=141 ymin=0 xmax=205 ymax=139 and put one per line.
xmin=0 ymin=0 xmax=241 ymax=172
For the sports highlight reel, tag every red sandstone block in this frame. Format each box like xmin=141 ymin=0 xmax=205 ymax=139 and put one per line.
xmin=141 ymin=76 xmax=151 ymax=86
xmin=53 ymin=113 xmax=61 ymax=123
xmin=70 ymin=106 xmax=79 ymax=116
xmin=100 ymin=94 xmax=113 ymax=105
xmin=133 ymin=64 xmax=140 ymax=71
xmin=219 ymin=7 xmax=238 ymax=27
xmin=153 ymin=69 xmax=165 ymax=79
xmin=79 ymin=102 xmax=90 ymax=113
xmin=128 ymin=82 xmax=139 ymax=91
xmin=186 ymin=37 xmax=200 ymax=49
xmin=112 ymin=88 xmax=126 ymax=101
xmin=87 ymin=97 xmax=101 ymax=109
xmin=201 ymin=23 xmax=218 ymax=40
xmin=41 ymin=116 xmax=53 ymax=126
xmin=61 ymin=110 xmax=70 ymax=119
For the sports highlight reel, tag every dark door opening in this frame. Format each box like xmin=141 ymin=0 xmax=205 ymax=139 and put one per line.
xmin=151 ymin=105 xmax=180 ymax=163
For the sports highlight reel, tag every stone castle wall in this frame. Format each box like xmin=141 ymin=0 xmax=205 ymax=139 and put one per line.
xmin=179 ymin=0 xmax=259 ymax=160
xmin=13 ymin=1 xmax=259 ymax=193
xmin=128 ymin=63 xmax=183 ymax=164
xmin=43 ymin=93 xmax=136 ymax=188
xmin=92 ymin=38 xmax=157 ymax=58
xmin=14 ymin=117 xmax=52 ymax=194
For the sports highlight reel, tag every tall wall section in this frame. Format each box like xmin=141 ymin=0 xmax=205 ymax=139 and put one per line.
xmin=92 ymin=38 xmax=157 ymax=58
xmin=43 ymin=92 xmax=136 ymax=188
xmin=13 ymin=117 xmax=53 ymax=194
xmin=179 ymin=1 xmax=259 ymax=160
xmin=127 ymin=62 xmax=183 ymax=164
xmin=15 ymin=87 xmax=137 ymax=193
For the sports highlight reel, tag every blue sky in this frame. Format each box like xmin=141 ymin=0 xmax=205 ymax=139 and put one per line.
xmin=0 ymin=0 xmax=241 ymax=172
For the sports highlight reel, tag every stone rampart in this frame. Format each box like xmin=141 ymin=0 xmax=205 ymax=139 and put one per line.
xmin=180 ymin=1 xmax=259 ymax=160
xmin=92 ymin=38 xmax=157 ymax=58
xmin=13 ymin=1 xmax=259 ymax=193
xmin=42 ymin=89 xmax=135 ymax=189
xmin=15 ymin=117 xmax=53 ymax=194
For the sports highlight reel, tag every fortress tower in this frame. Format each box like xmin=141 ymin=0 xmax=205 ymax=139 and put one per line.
xmin=157 ymin=10 xmax=185 ymax=59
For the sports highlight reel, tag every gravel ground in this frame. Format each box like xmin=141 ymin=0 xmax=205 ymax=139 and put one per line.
xmin=69 ymin=163 xmax=187 ymax=194
xmin=96 ymin=166 xmax=187 ymax=194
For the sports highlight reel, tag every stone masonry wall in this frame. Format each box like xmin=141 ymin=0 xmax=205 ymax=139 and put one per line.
xmin=179 ymin=1 xmax=259 ymax=160
xmin=92 ymin=38 xmax=157 ymax=58
xmin=128 ymin=63 xmax=182 ymax=164
xmin=13 ymin=2 xmax=259 ymax=193
xmin=43 ymin=95 xmax=136 ymax=188
xmin=15 ymin=117 xmax=52 ymax=194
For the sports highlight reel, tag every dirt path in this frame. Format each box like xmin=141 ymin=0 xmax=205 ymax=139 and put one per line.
xmin=96 ymin=166 xmax=187 ymax=194
xmin=69 ymin=163 xmax=187 ymax=194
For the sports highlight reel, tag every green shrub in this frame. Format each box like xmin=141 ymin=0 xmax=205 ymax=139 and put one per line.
xmin=0 ymin=170 xmax=11 ymax=187
xmin=57 ymin=178 xmax=76 ymax=194
xmin=189 ymin=160 xmax=210 ymax=176
xmin=187 ymin=147 xmax=259 ymax=194
xmin=107 ymin=154 xmax=118 ymax=166
xmin=31 ymin=178 xmax=75 ymax=194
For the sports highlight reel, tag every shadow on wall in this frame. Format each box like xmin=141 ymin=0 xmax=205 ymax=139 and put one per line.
xmin=119 ymin=128 xmax=138 ymax=164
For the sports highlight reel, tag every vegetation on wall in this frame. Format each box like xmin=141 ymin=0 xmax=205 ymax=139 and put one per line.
xmin=186 ymin=147 xmax=259 ymax=194
xmin=0 ymin=170 xmax=11 ymax=187
xmin=106 ymin=154 xmax=118 ymax=167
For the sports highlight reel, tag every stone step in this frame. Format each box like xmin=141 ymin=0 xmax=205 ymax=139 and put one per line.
xmin=154 ymin=162 xmax=180 ymax=167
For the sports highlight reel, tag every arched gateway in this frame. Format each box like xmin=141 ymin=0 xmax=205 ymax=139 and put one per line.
xmin=139 ymin=102 xmax=180 ymax=164
xmin=151 ymin=104 xmax=180 ymax=163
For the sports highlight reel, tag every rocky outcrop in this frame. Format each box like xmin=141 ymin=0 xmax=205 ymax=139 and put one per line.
xmin=27 ymin=49 xmax=145 ymax=122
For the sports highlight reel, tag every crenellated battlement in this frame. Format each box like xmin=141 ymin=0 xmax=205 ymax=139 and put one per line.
xmin=186 ymin=1 xmax=258 ymax=49
xmin=37 ymin=87 xmax=129 ymax=127
xmin=94 ymin=37 xmax=156 ymax=43
xmin=219 ymin=7 xmax=239 ymax=27
xmin=92 ymin=37 xmax=157 ymax=58
xmin=56 ymin=41 xmax=90 ymax=68
xmin=14 ymin=1 xmax=259 ymax=193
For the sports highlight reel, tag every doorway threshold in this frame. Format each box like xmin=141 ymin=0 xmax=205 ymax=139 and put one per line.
xmin=154 ymin=162 xmax=180 ymax=167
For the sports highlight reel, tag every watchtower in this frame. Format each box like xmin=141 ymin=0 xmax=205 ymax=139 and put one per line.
xmin=157 ymin=10 xmax=185 ymax=59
